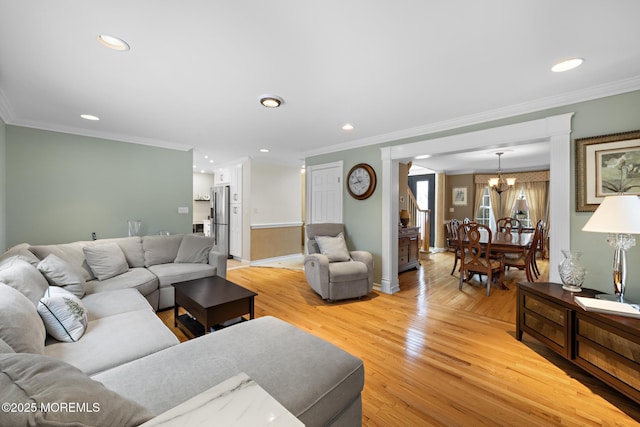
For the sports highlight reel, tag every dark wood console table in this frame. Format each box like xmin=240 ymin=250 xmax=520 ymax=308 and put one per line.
xmin=399 ymin=226 xmax=420 ymax=272
xmin=517 ymin=282 xmax=640 ymax=405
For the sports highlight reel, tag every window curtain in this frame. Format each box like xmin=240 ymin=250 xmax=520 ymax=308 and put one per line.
xmin=474 ymin=183 xmax=485 ymax=219
xmin=522 ymin=181 xmax=549 ymax=227
xmin=489 ymin=186 xmax=518 ymax=222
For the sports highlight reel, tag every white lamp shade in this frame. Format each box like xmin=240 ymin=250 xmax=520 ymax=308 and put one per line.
xmin=582 ymin=195 xmax=640 ymax=234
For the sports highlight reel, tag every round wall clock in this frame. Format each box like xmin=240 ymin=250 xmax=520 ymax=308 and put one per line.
xmin=347 ymin=163 xmax=377 ymax=200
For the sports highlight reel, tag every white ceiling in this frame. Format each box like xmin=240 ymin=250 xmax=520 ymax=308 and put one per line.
xmin=1 ymin=1 xmax=640 ymax=174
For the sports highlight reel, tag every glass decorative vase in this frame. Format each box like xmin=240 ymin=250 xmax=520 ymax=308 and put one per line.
xmin=128 ymin=220 xmax=142 ymax=237
xmin=558 ymin=250 xmax=586 ymax=292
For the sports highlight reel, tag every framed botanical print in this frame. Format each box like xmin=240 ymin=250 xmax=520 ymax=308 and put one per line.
xmin=452 ymin=187 xmax=468 ymax=206
xmin=576 ymin=130 xmax=640 ymax=211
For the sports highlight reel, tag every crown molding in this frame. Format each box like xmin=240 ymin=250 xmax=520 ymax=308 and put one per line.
xmin=302 ymin=75 xmax=640 ymax=159
xmin=0 ymin=88 xmax=15 ymax=123
xmin=6 ymin=118 xmax=193 ymax=151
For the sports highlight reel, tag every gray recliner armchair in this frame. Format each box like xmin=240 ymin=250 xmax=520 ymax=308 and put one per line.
xmin=304 ymin=223 xmax=374 ymax=302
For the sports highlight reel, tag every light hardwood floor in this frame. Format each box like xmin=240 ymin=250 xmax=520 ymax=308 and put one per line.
xmin=158 ymin=253 xmax=640 ymax=426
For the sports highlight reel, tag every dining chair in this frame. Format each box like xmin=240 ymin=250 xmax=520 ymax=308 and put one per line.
xmin=496 ymin=217 xmax=522 ymax=233
xmin=532 ymin=220 xmax=546 ymax=278
xmin=446 ymin=219 xmax=463 ymax=275
xmin=503 ymin=220 xmax=543 ymax=281
xmin=458 ymin=222 xmax=505 ymax=296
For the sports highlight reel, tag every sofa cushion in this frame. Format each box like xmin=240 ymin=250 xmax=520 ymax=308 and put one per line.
xmin=44 ymin=309 xmax=179 ymax=375
xmin=93 ymin=316 xmax=364 ymax=426
xmin=143 ymin=235 xmax=184 ymax=267
xmin=93 ymin=236 xmax=145 ymax=268
xmin=37 ymin=254 xmax=87 ymax=298
xmin=83 ymin=242 xmax=130 ymax=280
xmin=175 ymin=234 xmax=215 ymax=264
xmin=147 ymin=263 xmax=215 ymax=287
xmin=0 ymin=353 xmax=153 ymax=427
xmin=0 ymin=243 xmax=40 ymax=266
xmin=0 ymin=283 xmax=46 ymax=354
xmin=315 ymin=232 xmax=351 ymax=262
xmin=0 ymin=256 xmax=49 ymax=306
xmin=37 ymin=286 xmax=88 ymax=342
xmin=29 ymin=241 xmax=95 ymax=281
xmin=328 ymin=260 xmax=368 ymax=283
xmin=82 ymin=288 xmax=153 ymax=321
xmin=0 ymin=337 xmax=15 ymax=354
xmin=85 ymin=267 xmax=158 ymax=299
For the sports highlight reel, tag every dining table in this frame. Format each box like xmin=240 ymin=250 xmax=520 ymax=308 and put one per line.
xmin=450 ymin=228 xmax=535 ymax=287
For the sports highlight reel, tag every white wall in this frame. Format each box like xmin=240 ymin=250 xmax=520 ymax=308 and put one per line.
xmin=249 ymin=161 xmax=303 ymax=226
xmin=193 ymin=173 xmax=214 ymax=223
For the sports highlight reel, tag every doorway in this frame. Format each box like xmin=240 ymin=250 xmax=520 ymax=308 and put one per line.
xmin=408 ymin=173 xmax=435 ymax=247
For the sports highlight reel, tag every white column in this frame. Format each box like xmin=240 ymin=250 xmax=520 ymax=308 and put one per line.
xmin=380 ymin=147 xmax=400 ymax=294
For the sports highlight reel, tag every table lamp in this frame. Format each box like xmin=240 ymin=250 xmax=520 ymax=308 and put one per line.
xmin=582 ymin=194 xmax=640 ymax=302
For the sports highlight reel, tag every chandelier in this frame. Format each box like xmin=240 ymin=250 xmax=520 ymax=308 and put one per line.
xmin=488 ymin=152 xmax=515 ymax=194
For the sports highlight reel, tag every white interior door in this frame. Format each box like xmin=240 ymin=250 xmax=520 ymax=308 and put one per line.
xmin=307 ymin=161 xmax=343 ymax=224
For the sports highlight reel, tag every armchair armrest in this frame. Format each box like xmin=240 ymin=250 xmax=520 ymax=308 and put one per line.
xmin=350 ymin=251 xmax=374 ymax=291
xmin=304 ymin=253 xmax=330 ymax=298
xmin=208 ymin=250 xmax=228 ymax=279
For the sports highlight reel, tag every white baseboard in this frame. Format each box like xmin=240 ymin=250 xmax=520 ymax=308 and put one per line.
xmin=250 ymin=253 xmax=304 ymax=267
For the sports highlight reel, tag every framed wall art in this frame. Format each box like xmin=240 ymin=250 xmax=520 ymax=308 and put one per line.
xmin=452 ymin=187 xmax=468 ymax=206
xmin=576 ymin=130 xmax=640 ymax=212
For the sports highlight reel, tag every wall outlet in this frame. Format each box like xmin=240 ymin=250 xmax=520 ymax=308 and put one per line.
xmin=178 ymin=206 xmax=189 ymax=214
xmin=449 ymin=207 xmax=455 ymax=213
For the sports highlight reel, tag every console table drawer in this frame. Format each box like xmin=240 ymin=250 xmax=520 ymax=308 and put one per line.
xmin=519 ymin=290 xmax=571 ymax=358
xmin=575 ymin=315 xmax=640 ymax=399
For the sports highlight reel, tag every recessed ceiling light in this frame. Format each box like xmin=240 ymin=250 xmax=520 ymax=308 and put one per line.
xmin=260 ymin=148 xmax=270 ymax=153
xmin=193 ymin=165 xmax=196 ymax=169
xmin=200 ymin=170 xmax=205 ymax=174
xmin=259 ymin=95 xmax=283 ymax=108
xmin=551 ymin=58 xmax=584 ymax=72
xmin=342 ymin=123 xmax=354 ymax=131
xmin=415 ymin=154 xmax=431 ymax=159
xmin=80 ymin=114 xmax=100 ymax=121
xmin=209 ymin=159 xmax=214 ymax=163
xmin=97 ymin=34 xmax=130 ymax=51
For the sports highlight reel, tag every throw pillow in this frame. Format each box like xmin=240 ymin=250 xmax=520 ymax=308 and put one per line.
xmin=0 ymin=283 xmax=46 ymax=354
xmin=175 ymin=234 xmax=215 ymax=264
xmin=142 ymin=234 xmax=184 ymax=267
xmin=83 ymin=242 xmax=130 ymax=280
xmin=0 ymin=353 xmax=153 ymax=427
xmin=38 ymin=287 xmax=88 ymax=342
xmin=315 ymin=232 xmax=351 ymax=262
xmin=37 ymin=254 xmax=87 ymax=298
xmin=0 ymin=337 xmax=15 ymax=354
xmin=0 ymin=257 xmax=49 ymax=306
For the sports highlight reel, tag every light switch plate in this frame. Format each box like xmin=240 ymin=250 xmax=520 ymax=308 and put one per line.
xmin=178 ymin=206 xmax=189 ymax=214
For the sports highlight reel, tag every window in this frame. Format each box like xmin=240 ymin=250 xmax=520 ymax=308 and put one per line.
xmin=476 ymin=187 xmax=494 ymax=227
xmin=416 ymin=180 xmax=429 ymax=210
xmin=513 ymin=188 xmax=531 ymax=227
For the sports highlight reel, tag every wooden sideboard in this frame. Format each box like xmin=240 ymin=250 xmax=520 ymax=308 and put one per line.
xmin=398 ymin=227 xmax=420 ymax=273
xmin=517 ymin=282 xmax=640 ymax=405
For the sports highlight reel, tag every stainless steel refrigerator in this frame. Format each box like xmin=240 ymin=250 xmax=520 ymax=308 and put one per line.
xmin=211 ymin=185 xmax=231 ymax=258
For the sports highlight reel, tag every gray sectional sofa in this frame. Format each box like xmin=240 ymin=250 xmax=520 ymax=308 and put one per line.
xmin=0 ymin=235 xmax=365 ymax=426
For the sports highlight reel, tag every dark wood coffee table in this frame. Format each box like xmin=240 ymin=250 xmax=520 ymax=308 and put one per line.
xmin=172 ymin=276 xmax=257 ymax=339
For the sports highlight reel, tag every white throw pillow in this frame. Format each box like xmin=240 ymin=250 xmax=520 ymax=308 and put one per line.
xmin=0 ymin=283 xmax=46 ymax=354
xmin=315 ymin=232 xmax=351 ymax=262
xmin=83 ymin=243 xmax=130 ymax=280
xmin=37 ymin=254 xmax=87 ymax=298
xmin=175 ymin=234 xmax=215 ymax=264
xmin=37 ymin=287 xmax=88 ymax=342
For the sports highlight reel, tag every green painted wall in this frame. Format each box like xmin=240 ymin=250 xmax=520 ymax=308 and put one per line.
xmin=307 ymin=90 xmax=640 ymax=301
xmin=308 ymin=147 xmax=383 ymax=281
xmin=0 ymin=117 xmax=6 ymax=251
xmin=6 ymin=126 xmax=193 ymax=246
